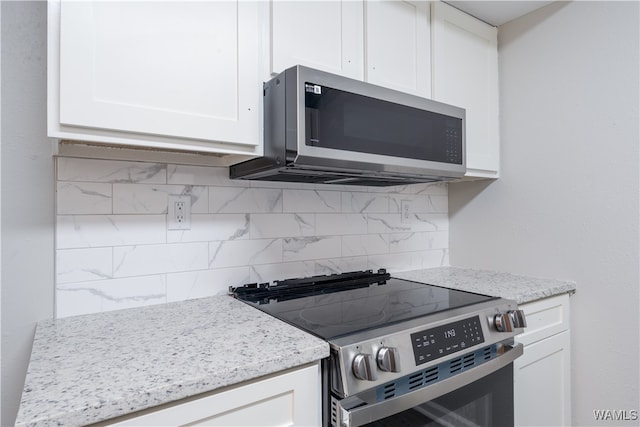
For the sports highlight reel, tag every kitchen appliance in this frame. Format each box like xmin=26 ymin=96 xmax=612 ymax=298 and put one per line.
xmin=229 ymin=66 xmax=466 ymax=186
xmin=230 ymin=269 xmax=526 ymax=427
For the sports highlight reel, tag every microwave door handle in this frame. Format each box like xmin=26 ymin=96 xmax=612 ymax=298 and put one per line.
xmin=306 ymin=107 xmax=320 ymax=146
xmin=337 ymin=343 xmax=524 ymax=427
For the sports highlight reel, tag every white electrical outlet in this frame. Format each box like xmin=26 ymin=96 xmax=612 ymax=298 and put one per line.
xmin=401 ymin=200 xmax=412 ymax=224
xmin=168 ymin=195 xmax=191 ymax=230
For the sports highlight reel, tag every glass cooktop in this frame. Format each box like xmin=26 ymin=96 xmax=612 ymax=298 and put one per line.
xmin=231 ymin=270 xmax=496 ymax=340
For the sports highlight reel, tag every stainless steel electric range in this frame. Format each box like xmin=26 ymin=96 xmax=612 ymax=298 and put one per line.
xmin=230 ymin=269 xmax=526 ymax=427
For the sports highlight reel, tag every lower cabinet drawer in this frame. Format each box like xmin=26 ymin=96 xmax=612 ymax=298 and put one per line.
xmin=516 ymin=293 xmax=570 ymax=346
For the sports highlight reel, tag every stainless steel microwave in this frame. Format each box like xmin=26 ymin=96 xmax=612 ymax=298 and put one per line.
xmin=230 ymin=65 xmax=465 ymax=186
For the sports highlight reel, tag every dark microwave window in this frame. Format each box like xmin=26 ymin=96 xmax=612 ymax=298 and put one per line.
xmin=305 ymin=84 xmax=462 ymax=165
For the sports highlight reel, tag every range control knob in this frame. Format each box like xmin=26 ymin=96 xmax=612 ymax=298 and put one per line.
xmin=377 ymin=347 xmax=401 ymax=373
xmin=352 ymin=353 xmax=378 ymax=381
xmin=509 ymin=309 xmax=528 ymax=328
xmin=493 ymin=313 xmax=514 ymax=332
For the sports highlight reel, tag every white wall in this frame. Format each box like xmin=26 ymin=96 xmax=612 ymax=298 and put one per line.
xmin=0 ymin=2 xmax=55 ymax=425
xmin=449 ymin=2 xmax=639 ymax=426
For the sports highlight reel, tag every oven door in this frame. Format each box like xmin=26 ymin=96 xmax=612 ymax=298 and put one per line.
xmin=334 ymin=343 xmax=522 ymax=427
xmin=364 ymin=364 xmax=513 ymax=427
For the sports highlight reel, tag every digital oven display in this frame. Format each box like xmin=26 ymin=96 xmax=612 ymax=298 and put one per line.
xmin=410 ymin=316 xmax=485 ymax=365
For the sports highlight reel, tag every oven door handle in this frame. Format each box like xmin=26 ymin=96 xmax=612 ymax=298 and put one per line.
xmin=336 ymin=343 xmax=524 ymax=427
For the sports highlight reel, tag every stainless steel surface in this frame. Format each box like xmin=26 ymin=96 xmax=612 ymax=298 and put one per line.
xmin=376 ymin=347 xmax=401 ymax=373
xmin=230 ymin=65 xmax=466 ymax=186
xmin=231 ymin=271 xmax=527 ymax=427
xmin=352 ymin=353 xmax=378 ymax=381
xmin=335 ymin=343 xmax=524 ymax=427
xmin=510 ymin=309 xmax=527 ymax=328
xmin=493 ymin=312 xmax=514 ymax=332
xmin=330 ymin=298 xmax=523 ymax=398
xmin=292 ymin=66 xmax=465 ymax=174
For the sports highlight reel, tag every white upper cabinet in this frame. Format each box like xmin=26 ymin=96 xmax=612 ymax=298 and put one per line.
xmin=49 ymin=1 xmax=263 ymax=158
xmin=431 ymin=1 xmax=499 ymax=178
xmin=365 ymin=0 xmax=431 ymax=97
xmin=51 ymin=0 xmax=499 ymax=176
xmin=270 ymin=0 xmax=431 ymax=97
xmin=270 ymin=1 xmax=364 ymax=80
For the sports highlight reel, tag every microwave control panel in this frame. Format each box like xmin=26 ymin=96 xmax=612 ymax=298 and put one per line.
xmin=444 ymin=127 xmax=462 ymax=164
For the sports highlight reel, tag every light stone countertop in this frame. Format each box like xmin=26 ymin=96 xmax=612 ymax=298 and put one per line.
xmin=15 ymin=267 xmax=574 ymax=426
xmin=15 ymin=295 xmax=329 ymax=427
xmin=394 ymin=267 xmax=576 ymax=304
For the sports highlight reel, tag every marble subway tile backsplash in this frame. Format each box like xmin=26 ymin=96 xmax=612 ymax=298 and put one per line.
xmin=55 ymin=156 xmax=450 ymax=318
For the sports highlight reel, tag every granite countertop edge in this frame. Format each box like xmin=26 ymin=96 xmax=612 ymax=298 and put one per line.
xmin=394 ymin=266 xmax=576 ymax=304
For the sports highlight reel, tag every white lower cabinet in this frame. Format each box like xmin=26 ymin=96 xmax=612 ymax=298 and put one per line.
xmin=107 ymin=363 xmax=321 ymax=427
xmin=514 ymin=294 xmax=572 ymax=426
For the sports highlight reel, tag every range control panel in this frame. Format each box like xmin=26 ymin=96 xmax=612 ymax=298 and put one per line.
xmin=411 ymin=315 xmax=485 ymax=365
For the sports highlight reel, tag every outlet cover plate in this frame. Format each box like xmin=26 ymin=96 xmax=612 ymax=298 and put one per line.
xmin=168 ymin=195 xmax=191 ymax=230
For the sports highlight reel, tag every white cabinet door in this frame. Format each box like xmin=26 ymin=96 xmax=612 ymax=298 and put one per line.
xmin=514 ymin=331 xmax=571 ymax=426
xmin=109 ymin=363 xmax=321 ymax=426
xmin=270 ymin=1 xmax=430 ymax=97
xmin=515 ymin=294 xmax=572 ymax=426
xmin=365 ymin=0 xmax=431 ymax=97
xmin=270 ymin=0 xmax=364 ymax=79
xmin=51 ymin=1 xmax=262 ymax=156
xmin=431 ymin=1 xmax=499 ymax=178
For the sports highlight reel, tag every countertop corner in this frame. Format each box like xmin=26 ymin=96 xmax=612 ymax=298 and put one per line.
xmin=15 ymin=295 xmax=329 ymax=427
